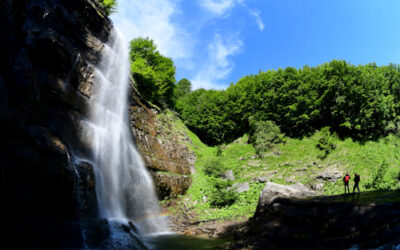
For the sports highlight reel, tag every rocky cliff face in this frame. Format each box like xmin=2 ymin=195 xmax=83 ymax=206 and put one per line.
xmin=129 ymin=87 xmax=195 ymax=199
xmin=1 ymin=0 xmax=142 ymax=248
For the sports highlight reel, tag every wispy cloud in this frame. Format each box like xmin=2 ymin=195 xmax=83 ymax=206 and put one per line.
xmin=191 ymin=34 xmax=242 ymax=89
xmin=111 ymin=0 xmax=262 ymax=90
xmin=249 ymin=9 xmax=265 ymax=31
xmin=199 ymin=0 xmax=236 ymax=16
xmin=111 ymin=0 xmax=191 ymax=60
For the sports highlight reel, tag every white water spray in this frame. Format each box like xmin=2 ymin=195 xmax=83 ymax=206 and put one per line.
xmin=88 ymin=29 xmax=168 ymax=234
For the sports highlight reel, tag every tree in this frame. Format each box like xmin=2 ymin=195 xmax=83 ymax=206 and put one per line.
xmin=99 ymin=0 xmax=118 ymax=15
xmin=174 ymin=78 xmax=192 ymax=99
xmin=250 ymin=120 xmax=286 ymax=156
xmin=175 ymin=60 xmax=400 ymax=144
xmin=129 ymin=37 xmax=176 ymax=108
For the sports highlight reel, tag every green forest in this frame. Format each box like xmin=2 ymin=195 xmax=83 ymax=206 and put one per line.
xmin=176 ymin=61 xmax=400 ymax=145
xmin=128 ymin=36 xmax=400 ymax=148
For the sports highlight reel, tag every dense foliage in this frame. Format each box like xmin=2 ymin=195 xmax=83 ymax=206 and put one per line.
xmin=203 ymin=158 xmax=226 ymax=178
xmin=250 ymin=120 xmax=286 ymax=156
xmin=176 ymin=60 xmax=400 ymax=145
xmin=316 ymin=127 xmax=337 ymax=159
xmin=173 ymin=78 xmax=192 ymax=102
xmin=130 ymin=38 xmax=176 ymax=108
xmin=99 ymin=0 xmax=118 ymax=15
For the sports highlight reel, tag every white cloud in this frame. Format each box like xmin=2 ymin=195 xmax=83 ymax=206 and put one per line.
xmin=249 ymin=9 xmax=265 ymax=31
xmin=191 ymin=34 xmax=242 ymax=89
xmin=199 ymin=0 xmax=235 ymax=16
xmin=111 ymin=0 xmax=261 ymax=90
xmin=111 ymin=0 xmax=191 ymax=60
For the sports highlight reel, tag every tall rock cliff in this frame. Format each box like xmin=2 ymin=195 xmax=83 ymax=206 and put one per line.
xmin=1 ymin=0 xmax=142 ymax=248
xmin=129 ymin=85 xmax=195 ymax=199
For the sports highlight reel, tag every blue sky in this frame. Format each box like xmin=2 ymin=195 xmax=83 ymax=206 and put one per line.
xmin=112 ymin=0 xmax=400 ymax=89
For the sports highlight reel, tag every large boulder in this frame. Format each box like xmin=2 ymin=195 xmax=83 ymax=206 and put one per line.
xmin=233 ymin=190 xmax=400 ymax=249
xmin=256 ymin=182 xmax=317 ymax=214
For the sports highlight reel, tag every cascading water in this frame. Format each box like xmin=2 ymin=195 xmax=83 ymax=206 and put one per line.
xmin=87 ymin=29 xmax=168 ymax=234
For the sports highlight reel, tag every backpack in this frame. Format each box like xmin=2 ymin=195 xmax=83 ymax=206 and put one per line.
xmin=344 ymin=175 xmax=350 ymax=183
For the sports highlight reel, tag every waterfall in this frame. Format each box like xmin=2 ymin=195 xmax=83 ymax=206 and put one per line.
xmin=88 ymin=29 xmax=168 ymax=234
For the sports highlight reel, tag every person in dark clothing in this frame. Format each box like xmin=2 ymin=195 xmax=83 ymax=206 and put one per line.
xmin=343 ymin=172 xmax=351 ymax=194
xmin=353 ymin=173 xmax=360 ymax=193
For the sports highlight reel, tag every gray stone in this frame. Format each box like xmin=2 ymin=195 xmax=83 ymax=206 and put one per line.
xmin=229 ymin=182 xmax=250 ymax=193
xmin=311 ymin=182 xmax=324 ymax=191
xmin=222 ymin=170 xmax=235 ymax=181
xmin=253 ymin=176 xmax=270 ymax=183
xmin=257 ymin=182 xmax=317 ymax=213
xmin=316 ymin=169 xmax=342 ymax=182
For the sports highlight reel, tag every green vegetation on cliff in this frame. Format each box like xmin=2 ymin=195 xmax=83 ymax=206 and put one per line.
xmin=129 ymin=38 xmax=177 ymax=108
xmin=99 ymin=0 xmax=118 ymax=15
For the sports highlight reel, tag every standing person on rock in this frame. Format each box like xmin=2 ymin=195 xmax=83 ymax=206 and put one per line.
xmin=343 ymin=172 xmax=351 ymax=194
xmin=353 ymin=173 xmax=360 ymax=194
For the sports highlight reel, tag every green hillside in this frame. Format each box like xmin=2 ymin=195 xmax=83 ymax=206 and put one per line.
xmin=162 ymin=110 xmax=400 ymax=221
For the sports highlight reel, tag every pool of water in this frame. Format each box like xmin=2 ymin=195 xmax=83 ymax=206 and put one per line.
xmin=144 ymin=234 xmax=231 ymax=250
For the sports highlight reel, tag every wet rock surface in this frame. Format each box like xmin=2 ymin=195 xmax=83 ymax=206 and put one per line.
xmin=1 ymin=0 xmax=110 ymax=220
xmin=228 ymin=190 xmax=400 ymax=249
xmin=152 ymin=171 xmax=192 ymax=199
xmin=129 ymin=88 xmax=196 ymax=198
xmin=0 ymin=0 xmax=142 ymax=248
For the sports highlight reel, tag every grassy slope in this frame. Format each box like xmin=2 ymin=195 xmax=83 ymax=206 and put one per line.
xmin=162 ymin=110 xmax=400 ymax=222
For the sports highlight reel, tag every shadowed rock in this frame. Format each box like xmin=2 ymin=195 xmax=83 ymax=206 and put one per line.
xmin=229 ymin=190 xmax=400 ymax=249
xmin=1 ymin=0 xmax=143 ymax=248
xmin=152 ymin=171 xmax=192 ymax=199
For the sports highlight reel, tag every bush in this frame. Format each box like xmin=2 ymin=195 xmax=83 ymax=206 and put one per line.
xmin=208 ymin=179 xmax=238 ymax=207
xmin=216 ymin=145 xmax=223 ymax=156
xmin=316 ymin=127 xmax=336 ymax=159
xmin=249 ymin=120 xmax=285 ymax=156
xmin=203 ymin=158 xmax=225 ymax=178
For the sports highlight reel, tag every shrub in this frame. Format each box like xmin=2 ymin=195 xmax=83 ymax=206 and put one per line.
xmin=216 ymin=145 xmax=223 ymax=156
xmin=316 ymin=127 xmax=336 ymax=159
xmin=249 ymin=120 xmax=285 ymax=156
xmin=203 ymin=158 xmax=225 ymax=178
xmin=208 ymin=179 xmax=238 ymax=207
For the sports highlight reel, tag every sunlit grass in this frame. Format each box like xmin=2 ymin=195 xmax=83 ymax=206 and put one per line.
xmin=163 ymin=110 xmax=400 ymax=221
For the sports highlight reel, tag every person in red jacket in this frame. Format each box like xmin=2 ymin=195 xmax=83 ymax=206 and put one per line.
xmin=343 ymin=172 xmax=351 ymax=194
xmin=353 ymin=173 xmax=360 ymax=193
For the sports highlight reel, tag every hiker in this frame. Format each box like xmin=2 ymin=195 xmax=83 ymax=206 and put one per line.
xmin=343 ymin=172 xmax=351 ymax=194
xmin=353 ymin=173 xmax=360 ymax=193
